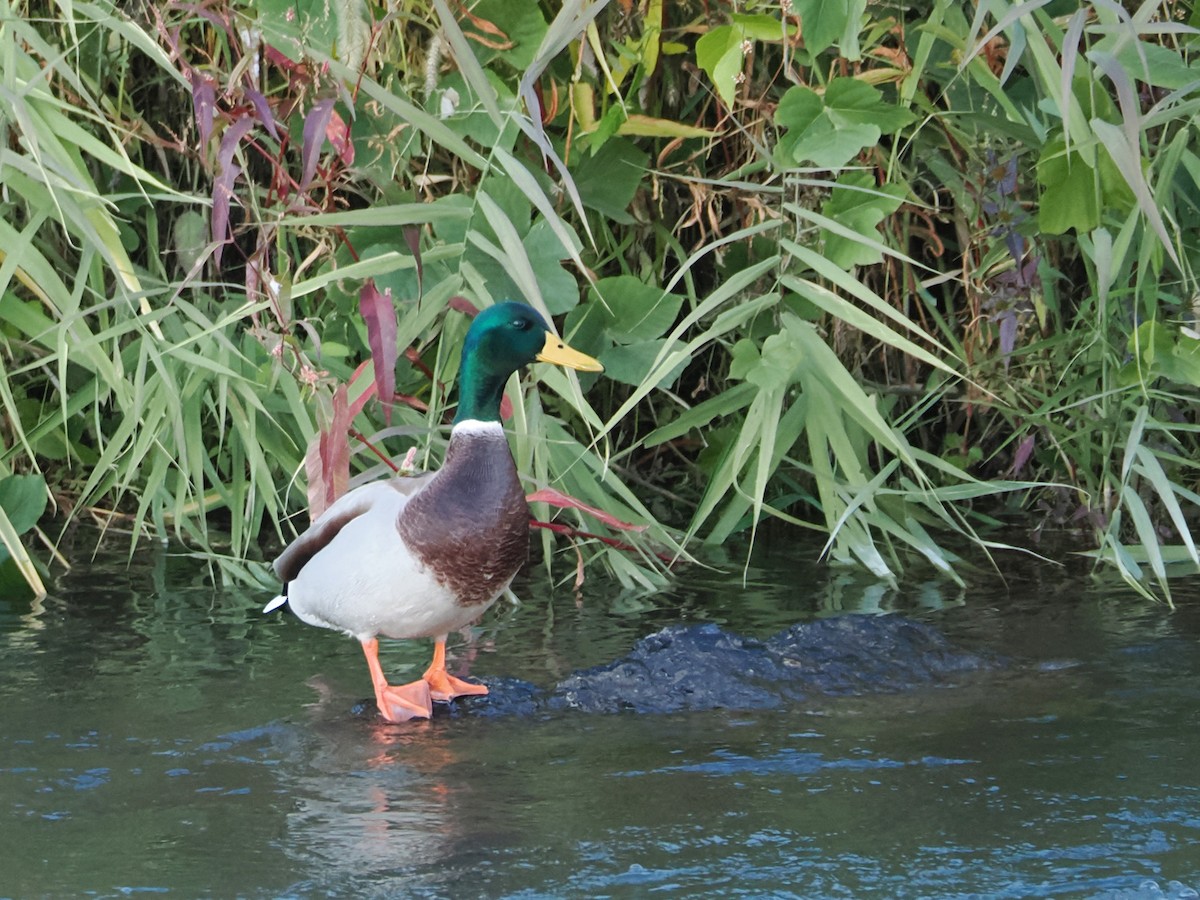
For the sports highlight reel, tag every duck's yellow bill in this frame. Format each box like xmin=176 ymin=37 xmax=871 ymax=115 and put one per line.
xmin=537 ymin=332 xmax=604 ymax=372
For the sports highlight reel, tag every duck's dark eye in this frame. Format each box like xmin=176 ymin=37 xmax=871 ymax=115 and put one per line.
xmin=512 ymin=318 xmax=531 ymax=331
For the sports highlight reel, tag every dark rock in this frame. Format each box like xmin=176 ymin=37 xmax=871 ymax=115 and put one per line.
xmin=547 ymin=615 xmax=997 ymax=714
xmin=451 ymin=676 xmax=541 ymax=718
xmin=353 ymin=615 xmax=999 ymax=720
xmin=548 ymin=623 xmax=793 ymax=714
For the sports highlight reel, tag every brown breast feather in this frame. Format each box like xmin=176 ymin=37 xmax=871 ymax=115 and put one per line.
xmin=397 ymin=429 xmax=529 ymax=606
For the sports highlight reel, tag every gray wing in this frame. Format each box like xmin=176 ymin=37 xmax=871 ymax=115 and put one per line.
xmin=272 ymin=475 xmax=434 ymax=583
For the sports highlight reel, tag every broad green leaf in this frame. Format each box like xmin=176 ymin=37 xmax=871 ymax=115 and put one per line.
xmin=257 ymin=0 xmax=342 ymax=60
xmin=1037 ymin=144 xmax=1099 ymax=234
xmin=570 ymin=136 xmax=648 ymax=222
xmin=823 ymin=78 xmax=915 ymax=134
xmin=794 ymin=0 xmax=852 ymax=57
xmin=819 ymin=172 xmax=906 ymax=267
xmin=0 ymin=473 xmax=48 ymax=536
xmin=775 ymin=84 xmax=881 ymax=168
xmin=1094 ymin=36 xmax=1200 ymax=90
xmin=695 ymin=25 xmax=743 ymax=107
xmin=730 ymin=13 xmax=796 ymax=42
xmin=600 ymin=339 xmax=688 ymax=387
xmin=728 ymin=338 xmax=762 ymax=380
xmin=469 ymin=0 xmax=549 ymax=70
xmin=587 ymin=276 xmax=682 ymax=344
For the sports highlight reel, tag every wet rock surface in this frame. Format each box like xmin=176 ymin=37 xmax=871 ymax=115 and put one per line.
xmin=420 ymin=614 xmax=999 ymax=720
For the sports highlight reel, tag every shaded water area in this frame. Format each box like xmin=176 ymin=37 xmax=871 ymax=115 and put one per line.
xmin=2 ymin=535 xmax=1199 ymax=898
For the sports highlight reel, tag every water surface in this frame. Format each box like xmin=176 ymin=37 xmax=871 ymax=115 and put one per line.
xmin=2 ymin=537 xmax=1199 ymax=898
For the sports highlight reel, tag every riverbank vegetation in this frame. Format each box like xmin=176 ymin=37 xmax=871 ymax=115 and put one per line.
xmin=1 ymin=0 xmax=1197 ymax=599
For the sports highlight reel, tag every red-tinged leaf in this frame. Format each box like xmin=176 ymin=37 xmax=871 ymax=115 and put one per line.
xmin=307 ymin=381 xmax=350 ymax=520
xmin=300 ymin=97 xmax=335 ymax=191
xmin=212 ymin=116 xmax=254 ymax=265
xmin=1012 ymin=433 xmax=1036 ymax=476
xmin=303 ymin=432 xmax=325 ymax=520
xmin=571 ymin=538 xmax=585 ymax=590
xmin=326 ymin=109 xmax=354 ymax=166
xmin=448 ymin=295 xmax=480 ymax=317
xmin=404 ymin=225 xmax=423 ymax=298
xmin=190 ymin=71 xmax=216 ymax=148
xmin=462 ymin=7 xmax=515 ymax=50
xmin=263 ymin=43 xmax=306 ymax=72
xmin=405 ymin=346 xmax=434 ymax=380
xmin=395 ymin=392 xmax=430 ymax=413
xmin=346 ymin=359 xmax=378 ymax=418
xmin=359 ymin=280 xmax=398 ymax=424
xmin=529 ymin=520 xmax=676 ymax=563
xmin=526 ymin=488 xmax=648 ymax=532
xmin=500 ymin=394 xmax=513 ymax=420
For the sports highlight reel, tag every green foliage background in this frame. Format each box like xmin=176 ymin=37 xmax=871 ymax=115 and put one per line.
xmin=1 ymin=0 xmax=1198 ymax=598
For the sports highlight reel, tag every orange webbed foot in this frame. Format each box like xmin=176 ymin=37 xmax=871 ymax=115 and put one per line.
xmin=424 ymin=669 xmax=489 ymax=703
xmin=362 ymin=638 xmax=434 ymax=722
xmin=375 ymin=679 xmax=433 ymax=722
xmin=423 ymin=637 xmax=488 ymax=702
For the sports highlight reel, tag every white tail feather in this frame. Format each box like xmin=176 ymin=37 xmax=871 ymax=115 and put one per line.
xmin=262 ymin=595 xmax=288 ymax=614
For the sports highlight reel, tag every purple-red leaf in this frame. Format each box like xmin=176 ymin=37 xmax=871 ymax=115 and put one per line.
xmin=190 ymin=71 xmax=217 ymax=148
xmin=998 ymin=309 xmax=1018 ymax=367
xmin=300 ymin=97 xmax=335 ymax=191
xmin=448 ymin=295 xmax=480 ymax=317
xmin=1012 ymin=433 xmax=1036 ymax=476
xmin=212 ymin=116 xmax=254 ymax=265
xmin=244 ymin=87 xmax=279 ymax=140
xmin=359 ymin=280 xmax=398 ymax=424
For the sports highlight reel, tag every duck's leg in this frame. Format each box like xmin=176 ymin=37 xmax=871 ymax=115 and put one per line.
xmin=360 ymin=638 xmax=433 ymax=722
xmin=423 ymin=636 xmax=489 ymax=702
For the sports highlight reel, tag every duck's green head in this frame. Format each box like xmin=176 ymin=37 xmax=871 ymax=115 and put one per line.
xmin=455 ymin=301 xmax=602 ymax=424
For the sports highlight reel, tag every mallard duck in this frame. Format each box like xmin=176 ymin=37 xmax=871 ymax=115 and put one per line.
xmin=265 ymin=302 xmax=603 ymax=722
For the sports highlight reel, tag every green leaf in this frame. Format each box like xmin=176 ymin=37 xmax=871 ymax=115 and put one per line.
xmin=643 ymin=383 xmax=758 ymax=446
xmin=467 ymin=0 xmax=548 ymax=70
xmin=823 ymin=78 xmax=915 ymax=134
xmin=746 ymin=330 xmax=803 ymax=390
xmin=1121 ymin=319 xmax=1200 ymax=387
xmin=1095 ymin=36 xmax=1200 ymax=90
xmin=695 ymin=25 xmax=743 ymax=107
xmin=587 ymin=276 xmax=683 ymax=343
xmin=793 ymin=0 xmax=852 ymax=57
xmin=696 ymin=15 xmax=799 ymax=106
xmin=819 ymin=172 xmax=906 ymax=267
xmin=1036 ymin=140 xmax=1098 ymax=234
xmin=600 ymin=339 xmax=689 ymax=387
xmin=617 ymin=115 xmax=717 ymax=139
xmin=728 ymin=338 xmax=762 ymax=380
xmin=525 ymin=218 xmax=580 ymax=315
xmin=0 ymin=473 xmax=48 ymax=536
xmin=730 ymin=13 xmax=797 ymax=42
xmin=571 ymin=137 xmax=648 ymax=223
xmin=774 ymin=80 xmax=910 ymax=168
xmin=257 ymin=0 xmax=342 ymax=60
